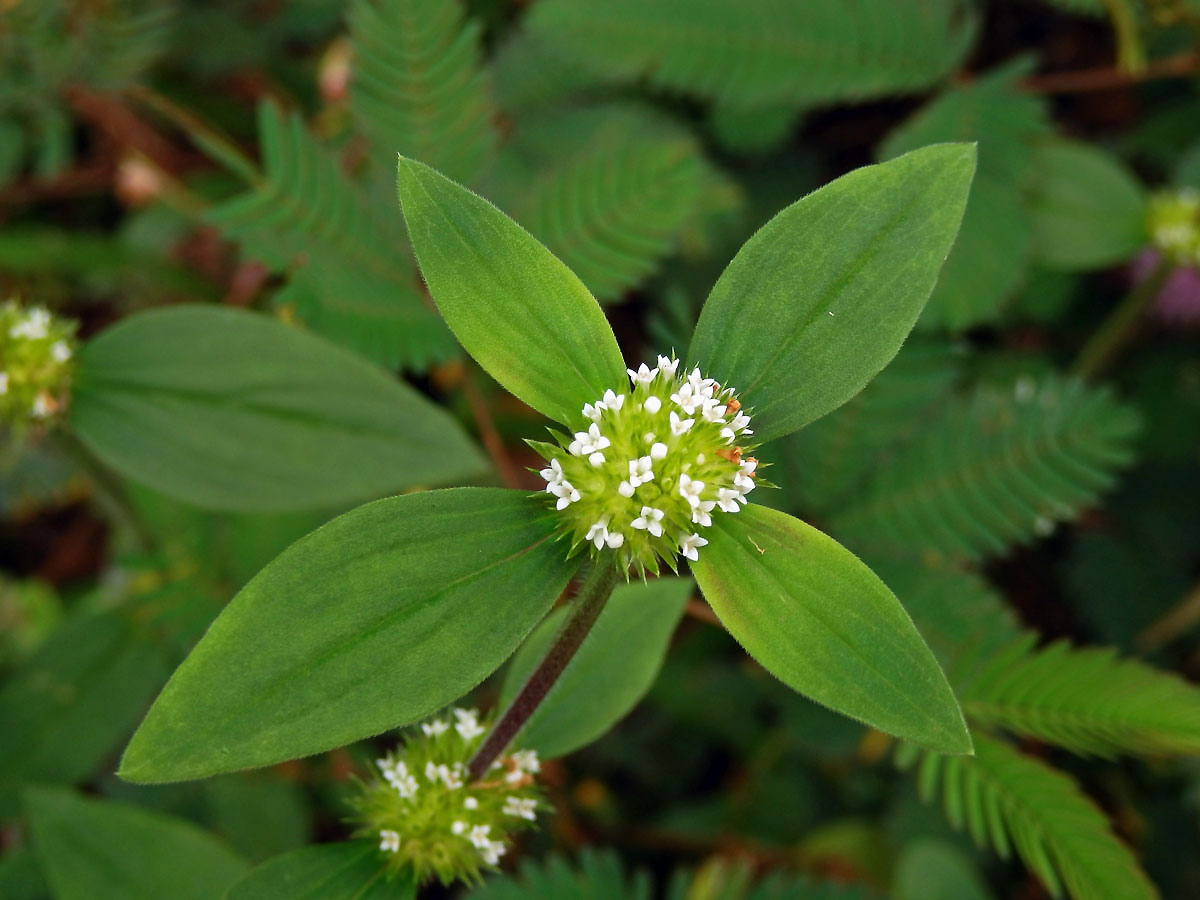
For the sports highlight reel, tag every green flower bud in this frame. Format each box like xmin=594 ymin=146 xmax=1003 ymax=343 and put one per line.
xmin=350 ymin=708 xmax=544 ymax=886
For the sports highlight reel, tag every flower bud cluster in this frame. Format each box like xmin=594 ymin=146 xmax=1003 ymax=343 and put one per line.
xmin=0 ymin=300 xmax=76 ymax=428
xmin=1148 ymin=188 xmax=1200 ymax=265
xmin=535 ymin=355 xmax=760 ymax=574
xmin=351 ymin=708 xmax=543 ymax=885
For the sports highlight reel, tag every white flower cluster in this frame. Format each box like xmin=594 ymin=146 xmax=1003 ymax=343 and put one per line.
xmin=1149 ymin=188 xmax=1200 ymax=265
xmin=357 ymin=707 xmax=543 ymax=883
xmin=1 ymin=301 xmax=76 ymax=425
xmin=537 ymin=355 xmax=760 ymax=572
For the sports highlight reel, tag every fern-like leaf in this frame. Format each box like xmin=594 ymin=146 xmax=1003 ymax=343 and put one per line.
xmin=880 ymin=62 xmax=1051 ymax=330
xmin=904 ymin=735 xmax=1156 ymax=900
xmin=489 ymin=104 xmax=740 ymax=302
xmin=207 ymin=102 xmax=455 ymax=369
xmin=961 ymin=636 xmax=1200 ymax=757
xmin=524 ymin=0 xmax=976 ymax=109
xmin=778 ymin=340 xmax=959 ymax=516
xmin=348 ymin=0 xmax=496 ymax=184
xmin=831 ymin=376 xmax=1141 ymax=561
xmin=468 ymin=849 xmax=652 ymax=900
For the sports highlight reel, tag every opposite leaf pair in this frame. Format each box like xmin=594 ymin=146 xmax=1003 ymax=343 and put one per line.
xmin=120 ymin=142 xmax=978 ymax=786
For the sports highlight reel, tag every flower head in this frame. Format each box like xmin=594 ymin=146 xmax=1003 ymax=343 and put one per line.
xmin=0 ymin=299 xmax=77 ymax=429
xmin=350 ymin=707 xmax=544 ymax=885
xmin=534 ymin=356 xmax=761 ymax=575
xmin=1148 ymin=188 xmax=1200 ymax=266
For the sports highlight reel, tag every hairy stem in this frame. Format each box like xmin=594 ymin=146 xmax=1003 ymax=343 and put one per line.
xmin=468 ymin=563 xmax=620 ymax=780
xmin=1073 ymin=258 xmax=1172 ymax=380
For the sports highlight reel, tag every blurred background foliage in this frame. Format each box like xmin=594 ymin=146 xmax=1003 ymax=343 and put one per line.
xmin=2 ymin=0 xmax=1200 ymax=897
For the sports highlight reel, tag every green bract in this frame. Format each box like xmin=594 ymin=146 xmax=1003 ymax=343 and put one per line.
xmin=1148 ymin=187 xmax=1200 ymax=265
xmin=121 ymin=142 xmax=977 ymax=793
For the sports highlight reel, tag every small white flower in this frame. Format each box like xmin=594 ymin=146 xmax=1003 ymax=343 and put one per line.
xmin=669 ymin=411 xmax=694 ymax=435
xmin=0 ymin=373 xmax=8 ymax=395
xmin=379 ymin=829 xmax=401 ymax=853
xmin=468 ymin=825 xmax=492 ymax=850
xmin=548 ymin=479 xmax=581 ymax=510
xmin=452 ymin=821 xmax=467 ymax=835
xmin=617 ymin=480 xmax=636 ymax=498
xmin=691 ymin=500 xmax=716 ymax=527
xmin=700 ymin=398 xmax=728 ymax=423
xmin=539 ymin=458 xmax=564 ymax=484
xmin=605 ymin=530 xmax=625 ymax=549
xmin=569 ymin=423 xmax=610 ymax=456
xmin=687 ymin=367 xmax=716 ymax=398
xmin=717 ymin=487 xmax=743 ymax=512
xmin=729 ymin=412 xmax=752 ymax=433
xmin=9 ymin=307 xmax=51 ymax=341
xmin=679 ymin=533 xmax=709 ymax=561
xmin=480 ymin=840 xmax=507 ymax=865
xmin=740 ymin=458 xmax=758 ymax=476
xmin=425 ymin=761 xmax=463 ymax=789
xmin=631 ymin=506 xmax=665 ymax=537
xmin=50 ymin=340 xmax=71 ymax=363
xmin=511 ymin=749 xmax=541 ymax=774
xmin=601 ymin=389 xmax=625 ymax=411
xmin=670 ymin=383 xmax=701 ymax=414
xmin=678 ymin=473 xmax=705 ymax=507
xmin=453 ymin=708 xmax=486 ymax=740
xmin=657 ymin=355 xmax=679 ymax=378
xmin=31 ymin=394 xmax=52 ymax=418
xmin=734 ymin=473 xmax=756 ymax=494
xmin=650 ymin=441 xmax=668 ymax=461
xmin=628 ymin=456 xmax=654 ymax=486
xmin=588 ymin=451 xmax=606 ymax=467
xmin=464 ymin=796 xmax=479 ymax=810
xmin=421 ymin=719 xmax=449 ymax=737
xmin=503 ymin=796 xmax=538 ymax=821
xmin=582 ymin=401 xmax=605 ymax=421
xmin=586 ymin=518 xmax=611 ymax=549
xmin=627 ymin=363 xmax=658 ymax=387
xmin=643 ymin=395 xmax=662 ymax=414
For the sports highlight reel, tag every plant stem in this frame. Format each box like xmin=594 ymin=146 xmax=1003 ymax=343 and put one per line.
xmin=55 ymin=430 xmax=158 ymax=555
xmin=468 ymin=563 xmax=620 ymax=781
xmin=1072 ymin=258 xmax=1172 ymax=381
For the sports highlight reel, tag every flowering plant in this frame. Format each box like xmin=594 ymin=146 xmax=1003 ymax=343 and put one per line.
xmin=118 ymin=142 xmax=976 ymax=882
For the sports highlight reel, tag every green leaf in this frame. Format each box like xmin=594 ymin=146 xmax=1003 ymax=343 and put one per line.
xmin=0 ymin=610 xmax=167 ymax=817
xmin=395 ymin=155 xmax=626 ymax=427
xmin=893 ymin=839 xmax=995 ymax=900
xmin=908 ymin=735 xmax=1156 ymax=900
xmin=208 ymin=103 xmax=455 ymax=369
xmin=467 ymin=849 xmax=652 ymax=900
xmin=226 ymin=842 xmax=414 ymax=900
xmin=500 ymin=577 xmax=691 ymax=758
xmin=832 ymin=377 xmax=1141 ymax=561
xmin=961 ymin=636 xmax=1200 ymax=757
xmin=1027 ymin=140 xmax=1149 ymax=271
xmin=71 ymin=305 xmax=486 ymax=513
xmin=348 ymin=0 xmax=496 ymax=185
xmin=25 ymin=787 xmax=249 ymax=900
xmin=119 ymin=488 xmax=578 ymax=783
xmin=691 ymin=504 xmax=971 ymax=754
xmin=688 ymin=144 xmax=976 ymax=442
xmin=524 ymin=0 xmax=976 ymax=109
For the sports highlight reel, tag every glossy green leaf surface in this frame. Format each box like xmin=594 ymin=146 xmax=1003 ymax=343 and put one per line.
xmin=25 ymin=787 xmax=249 ymax=900
xmin=396 ymin=156 xmax=626 ymax=427
xmin=120 ymin=488 xmax=578 ymax=782
xmin=691 ymin=505 xmax=971 ymax=754
xmin=0 ymin=611 xmax=166 ymax=817
xmin=226 ymin=842 xmax=414 ymax=900
xmin=688 ymin=143 xmax=976 ymax=441
xmin=500 ymin=577 xmax=691 ymax=758
xmin=1027 ymin=140 xmax=1148 ymax=271
xmin=71 ymin=306 xmax=486 ymax=512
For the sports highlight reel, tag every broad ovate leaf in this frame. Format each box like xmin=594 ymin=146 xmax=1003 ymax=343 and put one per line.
xmin=500 ymin=577 xmax=691 ymax=758
xmin=120 ymin=488 xmax=578 ymax=782
xmin=25 ymin=787 xmax=249 ymax=900
xmin=689 ymin=143 xmax=976 ymax=442
xmin=691 ymin=504 xmax=971 ymax=754
xmin=396 ymin=156 xmax=626 ymax=427
xmin=71 ymin=305 xmax=486 ymax=512
xmin=226 ymin=842 xmax=414 ymax=900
